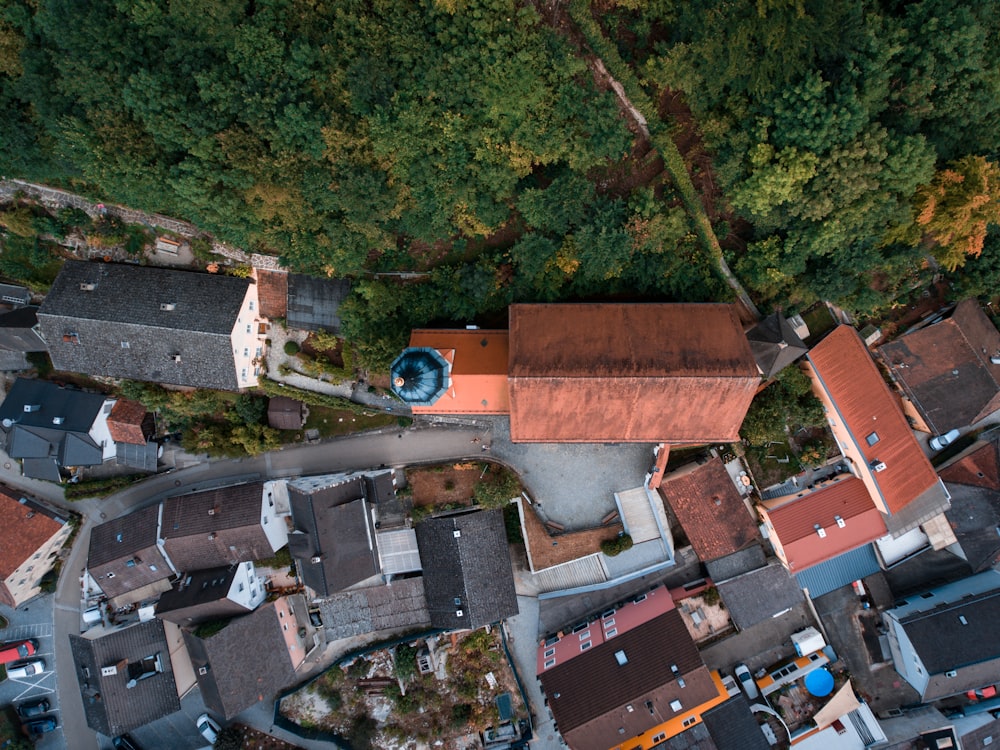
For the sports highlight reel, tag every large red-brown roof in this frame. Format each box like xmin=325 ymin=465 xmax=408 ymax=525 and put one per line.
xmin=808 ymin=326 xmax=940 ymax=515
xmin=0 ymin=487 xmax=64 ymax=579
xmin=508 ymin=304 xmax=758 ymax=443
xmin=107 ymin=399 xmax=149 ymax=445
xmin=408 ymin=330 xmax=509 ymax=414
xmin=760 ymin=476 xmax=886 ymax=572
xmin=939 ymin=440 xmax=1000 ymax=491
xmin=658 ymin=458 xmax=760 ymax=562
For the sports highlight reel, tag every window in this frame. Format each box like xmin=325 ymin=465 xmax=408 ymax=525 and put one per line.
xmin=121 ymin=341 xmax=130 ymax=349
xmin=126 ymin=560 xmax=136 ymax=568
xmin=33 ymin=553 xmax=41 ymax=559
xmin=149 ymin=565 xmax=157 ymax=572
xmin=652 ymin=733 xmax=666 ymax=743
xmin=279 ymin=611 xmax=284 ymax=618
xmin=580 ymin=641 xmax=591 ymax=651
xmin=26 ymin=566 xmax=32 ymax=572
xmin=241 ymin=369 xmax=248 ymax=380
xmin=866 ymin=431 xmax=880 ymax=446
xmin=543 ymin=658 xmax=556 ymax=669
xmin=682 ymin=717 xmax=697 ymax=728
xmin=543 ymin=648 xmax=555 ymax=658
xmin=249 ymin=301 xmax=255 ymax=311
xmin=244 ymin=348 xmax=249 ymax=357
xmin=578 ymin=630 xmax=591 ymax=641
xmin=604 ymin=618 xmax=615 ymax=627
xmin=239 ymin=583 xmax=245 ymax=592
xmin=246 ymin=325 xmax=252 ymax=334
xmin=606 ymin=628 xmax=618 ymax=638
xmin=283 ymin=624 xmax=288 ymax=631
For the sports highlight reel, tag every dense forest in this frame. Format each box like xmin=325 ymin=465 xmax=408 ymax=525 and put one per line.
xmin=0 ymin=0 xmax=998 ymax=369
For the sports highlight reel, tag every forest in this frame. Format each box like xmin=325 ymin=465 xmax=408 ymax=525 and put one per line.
xmin=0 ymin=0 xmax=998 ymax=370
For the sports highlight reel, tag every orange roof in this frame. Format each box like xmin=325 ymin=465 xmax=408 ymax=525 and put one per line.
xmin=508 ymin=304 xmax=759 ymax=443
xmin=107 ymin=399 xmax=148 ymax=445
xmin=808 ymin=326 xmax=940 ymax=514
xmin=408 ymin=330 xmax=509 ymax=414
xmin=762 ymin=477 xmax=886 ymax=572
xmin=0 ymin=487 xmax=64 ymax=578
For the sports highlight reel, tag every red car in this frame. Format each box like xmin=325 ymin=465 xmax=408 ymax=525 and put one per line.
xmin=0 ymin=640 xmax=38 ymax=666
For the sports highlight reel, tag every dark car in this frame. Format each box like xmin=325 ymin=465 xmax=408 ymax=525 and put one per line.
xmin=23 ymin=717 xmax=58 ymax=736
xmin=16 ymin=699 xmax=50 ymax=718
xmin=113 ymin=735 xmax=142 ymax=750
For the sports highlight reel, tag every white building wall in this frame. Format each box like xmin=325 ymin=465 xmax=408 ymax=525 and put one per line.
xmin=88 ymin=399 xmax=118 ymax=461
xmin=883 ymin=614 xmax=929 ymax=697
xmin=3 ymin=521 xmax=71 ymax=607
xmin=228 ymin=561 xmax=267 ymax=611
xmin=260 ymin=492 xmax=289 ymax=553
xmin=228 ymin=283 xmax=267 ymax=389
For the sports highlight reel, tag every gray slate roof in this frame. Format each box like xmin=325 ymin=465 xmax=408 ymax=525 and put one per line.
xmin=184 ymin=600 xmax=298 ymax=719
xmin=701 ymin=695 xmax=770 ymax=750
xmin=415 ymin=509 xmax=518 ymax=630
xmin=317 ymin=577 xmax=430 ymax=640
xmin=716 ymin=562 xmax=805 ymax=630
xmin=38 ymin=261 xmax=253 ymax=390
xmin=161 ymin=483 xmax=271 ymax=572
xmin=69 ymin=619 xmax=180 ymax=736
xmin=746 ymin=313 xmax=808 ymax=379
xmin=0 ymin=307 xmax=47 ymax=351
xmin=0 ymin=283 xmax=31 ymax=306
xmin=286 ymin=274 xmax=351 ymax=332
xmin=704 ymin=544 xmax=766 ymax=583
xmin=287 ymin=475 xmax=380 ymax=595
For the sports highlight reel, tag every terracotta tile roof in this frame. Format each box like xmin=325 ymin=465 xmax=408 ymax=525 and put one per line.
xmin=520 ymin=500 xmax=622 ymax=571
xmin=938 ymin=440 xmax=1000 ymax=491
xmin=879 ymin=300 xmax=1000 ymax=433
xmin=254 ymin=269 xmax=288 ymax=320
xmin=539 ymin=609 xmax=719 ymax=750
xmin=808 ymin=326 xmax=941 ymax=515
xmin=107 ymin=398 xmax=149 ymax=444
xmin=0 ymin=486 xmax=64 ymax=579
xmin=407 ymin=329 xmax=510 ymax=413
xmin=657 ymin=458 xmax=760 ymax=562
xmin=508 ymin=304 xmax=759 ymax=443
xmin=760 ymin=476 xmax=886 ymax=572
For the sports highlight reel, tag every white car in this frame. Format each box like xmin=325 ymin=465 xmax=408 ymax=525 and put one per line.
xmin=929 ymin=429 xmax=961 ymax=451
xmin=7 ymin=659 xmax=46 ymax=678
xmin=196 ymin=713 xmax=220 ymax=744
xmin=734 ymin=663 xmax=759 ymax=700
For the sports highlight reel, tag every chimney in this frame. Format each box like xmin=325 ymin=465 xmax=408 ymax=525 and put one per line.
xmin=52 ymin=417 xmax=64 ymax=425
xmin=79 ymin=283 xmax=96 ymax=291
xmin=171 ymin=353 xmax=182 ymax=363
xmin=159 ymin=303 xmax=176 ymax=311
xmin=63 ymin=332 xmax=79 ymax=344
xmin=814 ymin=524 xmax=827 ymax=539
xmin=23 ymin=404 xmax=40 ymax=413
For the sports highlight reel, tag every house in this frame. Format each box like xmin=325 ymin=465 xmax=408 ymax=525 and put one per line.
xmin=657 ymin=458 xmax=761 ymax=564
xmin=883 ymin=569 xmax=1000 ymax=701
xmin=879 ymin=300 xmax=1000 ymax=433
xmin=804 ymin=325 xmax=950 ymax=537
xmin=537 ymin=586 xmax=731 ymax=750
xmin=392 ymin=304 xmax=758 ymax=444
xmin=88 ymin=505 xmax=174 ymax=606
xmin=745 ymin=312 xmax=808 ymax=379
xmin=0 ymin=377 xmax=116 ymax=481
xmin=155 ymin=562 xmax=267 ymax=627
xmin=68 ymin=619 xmax=181 ymax=737
xmin=161 ymin=483 xmax=287 ymax=573
xmin=0 ymin=486 xmax=71 ymax=607
xmin=938 ymin=437 xmax=1000 ymax=571
xmin=715 ymin=562 xmax=806 ymax=631
xmin=0 ymin=307 xmax=47 ymax=351
xmin=415 ymin=509 xmax=518 ymax=630
xmin=0 ymin=283 xmax=32 ymax=307
xmin=287 ymin=472 xmax=383 ymax=596
xmin=184 ymin=597 xmax=307 ymax=719
xmin=286 ymin=274 xmax=351 ymax=332
xmin=267 ymin=396 xmax=306 ymax=430
xmin=318 ymin=578 xmax=430 ymax=641
xmin=106 ymin=398 xmax=159 ymax=472
xmin=37 ymin=261 xmax=267 ymax=390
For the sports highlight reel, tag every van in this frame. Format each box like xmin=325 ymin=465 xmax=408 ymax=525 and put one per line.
xmin=0 ymin=639 xmax=37 ymax=665
xmin=7 ymin=659 xmax=46 ymax=679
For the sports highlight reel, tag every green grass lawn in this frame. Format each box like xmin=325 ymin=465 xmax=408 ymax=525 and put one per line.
xmin=745 ymin=442 xmax=802 ymax=489
xmin=300 ymin=405 xmax=398 ymax=439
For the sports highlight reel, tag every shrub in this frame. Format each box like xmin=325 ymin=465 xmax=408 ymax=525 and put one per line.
xmin=284 ymin=340 xmax=301 ymax=356
xmin=394 ymin=644 xmax=418 ymax=681
xmin=600 ymin=534 xmax=634 ymax=557
xmin=702 ymin=586 xmax=721 ymax=607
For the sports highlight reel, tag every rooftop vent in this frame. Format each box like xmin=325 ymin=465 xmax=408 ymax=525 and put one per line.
xmin=208 ymin=508 xmax=216 ymax=516
xmin=310 ymin=555 xmax=322 ymax=564
xmin=992 ymin=356 xmax=1000 ymax=365
xmin=835 ymin=515 xmax=846 ymax=528
xmin=23 ymin=404 xmax=40 ymax=413
xmin=815 ymin=524 xmax=827 ymax=539
xmin=80 ymin=283 xmax=96 ymax=291
xmin=159 ymin=303 xmax=176 ymax=311
xmin=171 ymin=353 xmax=182 ymax=363
xmin=208 ymin=532 xmax=217 ymax=541
xmin=52 ymin=417 xmax=64 ymax=425
xmin=453 ymin=530 xmax=461 ymax=538
xmin=198 ymin=666 xmax=208 ymax=676
xmin=100 ymin=665 xmax=117 ymax=676
xmin=614 ymin=650 xmax=628 ymax=666
xmin=870 ymin=460 xmax=887 ymax=473
xmin=455 ymin=609 xmax=464 ymax=617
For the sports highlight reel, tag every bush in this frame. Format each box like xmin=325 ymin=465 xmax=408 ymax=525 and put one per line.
xmin=394 ymin=644 xmax=418 ymax=681
xmin=601 ymin=534 xmax=634 ymax=557
xmin=702 ymin=586 xmax=721 ymax=607
xmin=234 ymin=394 xmax=267 ymax=426
xmin=284 ymin=340 xmax=301 ymax=356
xmin=64 ymin=474 xmax=147 ymax=500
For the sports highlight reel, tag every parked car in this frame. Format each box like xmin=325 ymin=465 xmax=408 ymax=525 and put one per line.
xmin=930 ymin=429 xmax=961 ymax=451
xmin=196 ymin=713 xmax=220 ymax=744
xmin=16 ymin=699 xmax=50 ymax=718
xmin=734 ymin=663 xmax=759 ymax=700
xmin=0 ymin=639 xmax=38 ymax=665
xmin=23 ymin=717 xmax=57 ymax=736
xmin=7 ymin=659 xmax=46 ymax=679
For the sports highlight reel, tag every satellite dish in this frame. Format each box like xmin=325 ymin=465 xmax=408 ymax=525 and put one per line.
xmin=1 ymin=419 xmax=13 ymax=429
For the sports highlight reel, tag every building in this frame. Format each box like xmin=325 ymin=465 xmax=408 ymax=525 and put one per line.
xmin=106 ymin=398 xmax=159 ymax=472
xmin=69 ymin=619 xmax=181 ymax=737
xmin=745 ymin=312 xmax=808 ymax=379
xmin=184 ymin=597 xmax=307 ymax=719
xmin=415 ymin=509 xmax=518 ymax=630
xmin=804 ymin=326 xmax=950 ymax=536
xmin=391 ymin=303 xmax=759 ymax=444
xmin=161 ymin=483 xmax=287 ymax=573
xmin=267 ymin=396 xmax=306 ymax=430
xmin=0 ymin=306 xmax=47 ymax=351
xmin=87 ymin=505 xmax=174 ymax=606
xmin=0 ymin=377 xmax=117 ymax=481
xmin=879 ymin=300 xmax=1000 ymax=433
xmin=287 ymin=472 xmax=383 ymax=596
xmin=155 ymin=562 xmax=267 ymax=627
xmin=286 ymin=274 xmax=351 ymax=332
xmin=0 ymin=486 xmax=71 ymax=607
xmin=938 ymin=436 xmax=1000 ymax=571
xmin=37 ymin=261 xmax=267 ymax=390
xmin=883 ymin=569 xmax=1000 ymax=701
xmin=537 ymin=586 xmax=730 ymax=750
xmin=715 ymin=562 xmax=805 ymax=631
xmin=657 ymin=458 xmax=760 ymax=564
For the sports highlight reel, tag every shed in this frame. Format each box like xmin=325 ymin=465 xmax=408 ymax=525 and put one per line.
xmin=267 ymin=396 xmax=306 ymax=430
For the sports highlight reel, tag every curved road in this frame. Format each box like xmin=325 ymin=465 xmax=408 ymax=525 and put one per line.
xmin=41 ymin=422 xmax=490 ymax=749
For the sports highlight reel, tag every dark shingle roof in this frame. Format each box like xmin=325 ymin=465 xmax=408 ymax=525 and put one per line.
xmin=288 ymin=475 xmax=380 ymax=595
xmin=745 ymin=313 xmax=808 ymax=379
xmin=901 ymin=587 xmax=1000 ymax=675
xmin=701 ymin=695 xmax=770 ymax=750
xmin=944 ymin=483 xmax=1000 ymax=573
xmin=38 ymin=261 xmax=253 ymax=390
xmin=184 ymin=599 xmax=298 ymax=719
xmin=716 ymin=563 xmax=805 ymax=630
xmin=155 ymin=566 xmax=251 ymax=626
xmin=704 ymin=544 xmax=766 ymax=583
xmin=0 ymin=306 xmax=46 ymax=351
xmin=415 ymin=509 xmax=517 ymax=630
xmin=0 ymin=377 xmax=106 ymax=433
xmin=286 ymin=274 xmax=352 ymax=332
xmin=161 ymin=483 xmax=271 ymax=572
xmin=88 ymin=505 xmax=173 ymax=601
xmin=69 ymin=620 xmax=180 ymax=736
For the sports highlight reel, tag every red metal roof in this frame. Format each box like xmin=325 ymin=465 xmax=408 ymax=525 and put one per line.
xmin=808 ymin=326 xmax=940 ymax=515
xmin=508 ymin=304 xmax=759 ymax=443
xmin=761 ymin=477 xmax=886 ymax=572
xmin=408 ymin=330 xmax=510 ymax=414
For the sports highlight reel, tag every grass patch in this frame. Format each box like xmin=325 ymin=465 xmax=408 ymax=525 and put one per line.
xmin=255 ymin=547 xmax=293 ymax=569
xmin=745 ymin=443 xmax=801 ymax=489
xmin=302 ymin=405 xmax=397 ymax=439
xmin=799 ymin=302 xmax=837 ymax=344
xmin=194 ymin=618 xmax=232 ymax=638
